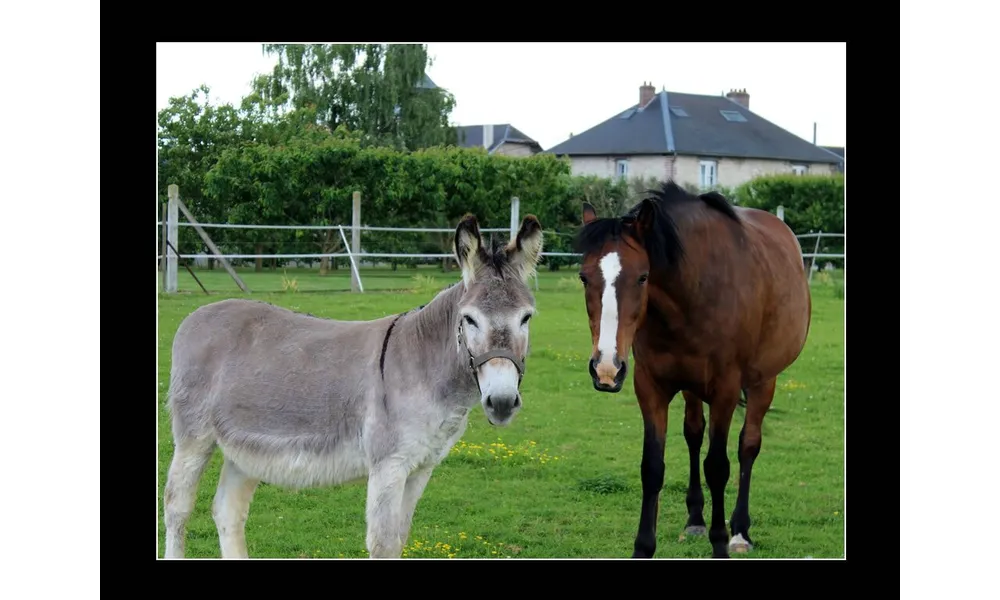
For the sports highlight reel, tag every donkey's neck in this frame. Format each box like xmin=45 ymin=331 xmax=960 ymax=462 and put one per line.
xmin=392 ymin=283 xmax=480 ymax=405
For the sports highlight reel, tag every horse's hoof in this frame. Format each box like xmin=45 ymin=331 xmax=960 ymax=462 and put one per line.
xmin=684 ymin=525 xmax=707 ymax=536
xmin=728 ymin=533 xmax=753 ymax=553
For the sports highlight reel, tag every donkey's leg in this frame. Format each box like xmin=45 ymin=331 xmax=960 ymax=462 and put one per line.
xmin=631 ymin=363 xmax=676 ymax=558
xmin=212 ymin=458 xmax=260 ymax=559
xmin=681 ymin=391 xmax=707 ymax=536
xmin=704 ymin=380 xmax=740 ymax=558
xmin=728 ymin=377 xmax=777 ymax=554
xmin=365 ymin=459 xmax=409 ymax=558
xmin=397 ymin=466 xmax=434 ymax=549
xmin=163 ymin=435 xmax=215 ymax=559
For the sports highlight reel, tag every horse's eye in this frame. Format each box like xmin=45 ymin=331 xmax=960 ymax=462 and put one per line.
xmin=579 ymin=274 xmax=588 ymax=286
xmin=463 ymin=315 xmax=479 ymax=329
xmin=521 ymin=313 xmax=532 ymax=327
xmin=638 ymin=273 xmax=649 ymax=285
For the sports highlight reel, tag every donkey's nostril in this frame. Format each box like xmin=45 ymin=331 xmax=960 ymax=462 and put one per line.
xmin=485 ymin=396 xmax=493 ymax=409
xmin=513 ymin=396 xmax=522 ymax=408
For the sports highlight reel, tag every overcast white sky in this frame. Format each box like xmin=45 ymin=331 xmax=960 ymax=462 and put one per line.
xmin=156 ymin=42 xmax=845 ymax=151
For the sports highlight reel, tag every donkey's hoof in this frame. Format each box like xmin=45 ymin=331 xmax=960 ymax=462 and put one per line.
xmin=728 ymin=533 xmax=753 ymax=553
xmin=684 ymin=525 xmax=707 ymax=536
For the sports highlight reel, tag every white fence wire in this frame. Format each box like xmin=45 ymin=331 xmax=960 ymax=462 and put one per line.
xmin=157 ymin=188 xmax=843 ymax=294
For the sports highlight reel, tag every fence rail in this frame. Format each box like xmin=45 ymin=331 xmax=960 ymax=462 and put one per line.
xmin=158 ymin=188 xmax=844 ymax=293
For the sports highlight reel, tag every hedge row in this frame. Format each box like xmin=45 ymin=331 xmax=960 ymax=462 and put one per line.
xmin=163 ymin=128 xmax=844 ymax=271
xmin=732 ymin=173 xmax=845 ymax=265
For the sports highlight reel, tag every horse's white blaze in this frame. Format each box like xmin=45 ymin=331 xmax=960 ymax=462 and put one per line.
xmin=597 ymin=251 xmax=622 ymax=363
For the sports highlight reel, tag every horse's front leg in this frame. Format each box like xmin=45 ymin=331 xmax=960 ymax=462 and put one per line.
xmin=631 ymin=362 xmax=676 ymax=558
xmin=397 ymin=466 xmax=434 ymax=550
xmin=365 ymin=459 xmax=409 ymax=558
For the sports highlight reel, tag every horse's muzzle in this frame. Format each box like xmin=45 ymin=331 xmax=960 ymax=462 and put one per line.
xmin=590 ymin=352 xmax=627 ymax=393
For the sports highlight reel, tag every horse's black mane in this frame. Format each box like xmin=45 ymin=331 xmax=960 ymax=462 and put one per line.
xmin=574 ymin=180 xmax=740 ymax=268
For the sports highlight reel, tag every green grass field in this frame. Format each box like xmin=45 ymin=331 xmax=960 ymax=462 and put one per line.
xmin=156 ymin=266 xmax=845 ymax=559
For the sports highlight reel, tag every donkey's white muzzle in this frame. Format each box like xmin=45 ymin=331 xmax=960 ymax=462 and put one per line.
xmin=479 ymin=358 xmax=522 ymax=426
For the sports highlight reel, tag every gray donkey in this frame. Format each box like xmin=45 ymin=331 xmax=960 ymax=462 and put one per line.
xmin=162 ymin=214 xmax=544 ymax=559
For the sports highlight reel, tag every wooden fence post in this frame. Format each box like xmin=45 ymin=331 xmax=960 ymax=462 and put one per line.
xmin=509 ymin=196 xmax=520 ymax=240
xmin=351 ymin=191 xmax=362 ymax=293
xmin=808 ymin=231 xmax=822 ymax=282
xmin=174 ymin=196 xmax=250 ymax=294
xmin=166 ymin=185 xmax=179 ymax=293
xmin=160 ymin=203 xmax=167 ymax=284
xmin=776 ymin=205 xmax=785 ymax=222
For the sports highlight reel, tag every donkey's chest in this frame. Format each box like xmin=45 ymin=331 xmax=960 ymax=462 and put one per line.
xmin=401 ymin=408 xmax=471 ymax=467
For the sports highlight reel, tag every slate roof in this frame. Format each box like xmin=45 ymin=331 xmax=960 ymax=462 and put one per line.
xmin=455 ymin=124 xmax=543 ymax=154
xmin=417 ymin=74 xmax=438 ymax=90
xmin=820 ymin=145 xmax=844 ymax=159
xmin=545 ymin=91 xmax=840 ymax=164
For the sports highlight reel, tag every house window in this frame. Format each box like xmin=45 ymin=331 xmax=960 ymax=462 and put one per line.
xmin=616 ymin=159 xmax=629 ymax=178
xmin=699 ymin=160 xmax=717 ymax=188
xmin=792 ymin=164 xmax=808 ymax=175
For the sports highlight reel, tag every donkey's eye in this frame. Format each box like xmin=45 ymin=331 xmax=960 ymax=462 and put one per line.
xmin=463 ymin=315 xmax=479 ymax=329
xmin=638 ymin=273 xmax=649 ymax=285
xmin=521 ymin=313 xmax=532 ymax=327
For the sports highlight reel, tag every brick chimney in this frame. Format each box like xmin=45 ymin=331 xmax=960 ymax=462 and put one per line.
xmin=726 ymin=88 xmax=749 ymax=110
xmin=639 ymin=81 xmax=656 ymax=108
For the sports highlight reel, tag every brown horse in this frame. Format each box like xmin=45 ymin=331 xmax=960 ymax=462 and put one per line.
xmin=574 ymin=181 xmax=812 ymax=559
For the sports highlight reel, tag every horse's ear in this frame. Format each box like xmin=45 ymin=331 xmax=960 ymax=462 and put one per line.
xmin=506 ymin=215 xmax=544 ymax=282
xmin=582 ymin=202 xmax=598 ymax=225
xmin=633 ymin=199 xmax=656 ymax=236
xmin=454 ymin=214 xmax=483 ymax=289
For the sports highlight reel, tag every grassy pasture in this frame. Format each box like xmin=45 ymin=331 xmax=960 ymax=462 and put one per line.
xmin=156 ymin=267 xmax=844 ymax=558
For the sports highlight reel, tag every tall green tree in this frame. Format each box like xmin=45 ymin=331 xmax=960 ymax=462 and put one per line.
xmin=255 ymin=44 xmax=458 ymax=150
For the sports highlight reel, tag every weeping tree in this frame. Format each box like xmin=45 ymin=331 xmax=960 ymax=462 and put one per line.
xmin=253 ymin=44 xmax=458 ymax=151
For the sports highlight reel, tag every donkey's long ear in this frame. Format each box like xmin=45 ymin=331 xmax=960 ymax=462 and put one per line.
xmin=454 ymin=214 xmax=484 ymax=289
xmin=506 ymin=215 xmax=544 ymax=282
xmin=582 ymin=202 xmax=598 ymax=225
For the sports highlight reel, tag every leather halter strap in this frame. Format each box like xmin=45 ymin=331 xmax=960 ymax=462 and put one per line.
xmin=457 ymin=323 xmax=526 ymax=393
xmin=467 ymin=348 xmax=526 ymax=377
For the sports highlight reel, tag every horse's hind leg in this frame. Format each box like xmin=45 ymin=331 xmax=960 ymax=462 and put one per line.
xmin=163 ymin=435 xmax=215 ymax=558
xmin=728 ymin=376 xmax=777 ymax=554
xmin=681 ymin=391 xmax=707 ymax=536
xmin=212 ymin=457 xmax=260 ymax=559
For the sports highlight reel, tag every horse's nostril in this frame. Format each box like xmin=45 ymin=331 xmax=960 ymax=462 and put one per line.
xmin=485 ymin=396 xmax=493 ymax=409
